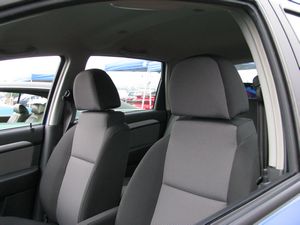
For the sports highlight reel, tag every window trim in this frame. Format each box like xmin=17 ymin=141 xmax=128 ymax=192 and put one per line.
xmin=232 ymin=8 xmax=285 ymax=170
xmin=43 ymin=55 xmax=65 ymax=124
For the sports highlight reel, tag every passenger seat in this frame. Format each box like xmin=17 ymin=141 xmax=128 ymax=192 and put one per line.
xmin=0 ymin=69 xmax=130 ymax=225
xmin=115 ymin=56 xmax=260 ymax=225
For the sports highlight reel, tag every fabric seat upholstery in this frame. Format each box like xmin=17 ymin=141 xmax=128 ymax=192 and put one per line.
xmin=25 ymin=103 xmax=45 ymax=123
xmin=0 ymin=217 xmax=52 ymax=225
xmin=7 ymin=104 xmax=29 ymax=123
xmin=115 ymin=56 xmax=259 ymax=225
xmin=0 ymin=69 xmax=129 ymax=225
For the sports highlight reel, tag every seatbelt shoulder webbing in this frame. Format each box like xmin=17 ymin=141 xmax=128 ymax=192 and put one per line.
xmin=62 ymin=89 xmax=76 ymax=133
xmin=253 ymin=76 xmax=269 ymax=186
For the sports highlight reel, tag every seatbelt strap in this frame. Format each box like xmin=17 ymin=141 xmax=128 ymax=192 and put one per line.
xmin=253 ymin=77 xmax=269 ymax=186
xmin=62 ymin=89 xmax=76 ymax=133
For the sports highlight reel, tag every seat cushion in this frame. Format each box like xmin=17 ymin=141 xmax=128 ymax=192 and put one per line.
xmin=0 ymin=217 xmax=55 ymax=225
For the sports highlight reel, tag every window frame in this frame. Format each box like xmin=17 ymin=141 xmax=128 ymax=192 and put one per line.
xmin=279 ymin=1 xmax=300 ymax=67
xmin=285 ymin=10 xmax=300 ymax=42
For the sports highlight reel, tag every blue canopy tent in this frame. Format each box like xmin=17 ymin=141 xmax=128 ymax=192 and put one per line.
xmin=105 ymin=60 xmax=161 ymax=72
xmin=31 ymin=74 xmax=55 ymax=82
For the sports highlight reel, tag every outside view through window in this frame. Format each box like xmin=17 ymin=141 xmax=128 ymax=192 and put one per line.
xmin=0 ymin=56 xmax=257 ymax=130
xmin=236 ymin=62 xmax=258 ymax=99
xmin=0 ymin=56 xmax=60 ymax=130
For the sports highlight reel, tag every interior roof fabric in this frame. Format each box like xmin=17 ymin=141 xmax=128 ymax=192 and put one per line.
xmin=169 ymin=56 xmax=249 ymax=119
xmin=73 ymin=69 xmax=121 ymax=111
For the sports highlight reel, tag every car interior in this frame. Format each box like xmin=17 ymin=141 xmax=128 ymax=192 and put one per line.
xmin=0 ymin=1 xmax=292 ymax=225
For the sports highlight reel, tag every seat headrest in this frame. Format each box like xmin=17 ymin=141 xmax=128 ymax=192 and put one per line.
xmin=170 ymin=56 xmax=249 ymax=119
xmin=31 ymin=103 xmax=45 ymax=115
xmin=13 ymin=104 xmax=28 ymax=114
xmin=73 ymin=69 xmax=121 ymax=111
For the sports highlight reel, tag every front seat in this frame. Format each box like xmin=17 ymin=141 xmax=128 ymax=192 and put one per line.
xmin=25 ymin=103 xmax=46 ymax=123
xmin=115 ymin=56 xmax=259 ymax=225
xmin=0 ymin=69 xmax=129 ymax=225
xmin=7 ymin=104 xmax=29 ymax=123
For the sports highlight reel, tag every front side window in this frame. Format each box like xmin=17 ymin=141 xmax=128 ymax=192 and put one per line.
xmin=0 ymin=56 xmax=61 ymax=130
xmin=86 ymin=56 xmax=162 ymax=112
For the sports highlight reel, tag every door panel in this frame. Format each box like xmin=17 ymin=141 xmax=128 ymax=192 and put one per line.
xmin=0 ymin=142 xmax=39 ymax=176
xmin=0 ymin=168 xmax=39 ymax=218
xmin=125 ymin=110 xmax=167 ymax=177
xmin=0 ymin=125 xmax=44 ymax=218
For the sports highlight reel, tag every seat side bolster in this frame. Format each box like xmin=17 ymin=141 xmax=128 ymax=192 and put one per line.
xmin=77 ymin=207 xmax=118 ymax=225
xmin=227 ymin=118 xmax=260 ymax=204
xmin=78 ymin=123 xmax=130 ymax=221
xmin=115 ymin=136 xmax=169 ymax=225
xmin=39 ymin=125 xmax=76 ymax=222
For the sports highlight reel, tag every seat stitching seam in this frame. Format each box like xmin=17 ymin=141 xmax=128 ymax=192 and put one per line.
xmin=238 ymin=133 xmax=256 ymax=147
xmin=163 ymin=182 xmax=226 ymax=203
xmin=71 ymin=154 xmax=95 ymax=164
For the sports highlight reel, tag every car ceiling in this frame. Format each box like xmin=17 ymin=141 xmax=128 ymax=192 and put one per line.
xmin=0 ymin=1 xmax=252 ymax=63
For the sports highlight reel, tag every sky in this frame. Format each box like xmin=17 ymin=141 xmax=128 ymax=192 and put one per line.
xmin=0 ymin=56 xmax=61 ymax=82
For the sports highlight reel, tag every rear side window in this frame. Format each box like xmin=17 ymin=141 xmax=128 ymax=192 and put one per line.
xmin=0 ymin=56 xmax=61 ymax=130
xmin=86 ymin=56 xmax=162 ymax=112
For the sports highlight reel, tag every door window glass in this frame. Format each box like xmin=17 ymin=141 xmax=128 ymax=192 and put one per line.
xmin=0 ymin=56 xmax=61 ymax=130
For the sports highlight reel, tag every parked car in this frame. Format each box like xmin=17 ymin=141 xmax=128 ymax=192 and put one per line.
xmin=126 ymin=90 xmax=156 ymax=110
xmin=0 ymin=1 xmax=299 ymax=225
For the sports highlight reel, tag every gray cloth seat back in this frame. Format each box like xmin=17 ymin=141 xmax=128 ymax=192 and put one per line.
xmin=116 ymin=56 xmax=259 ymax=225
xmin=7 ymin=104 xmax=29 ymax=123
xmin=25 ymin=103 xmax=45 ymax=123
xmin=39 ymin=69 xmax=129 ymax=225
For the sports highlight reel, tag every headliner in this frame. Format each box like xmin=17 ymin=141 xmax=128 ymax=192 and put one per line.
xmin=0 ymin=1 xmax=251 ymax=62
